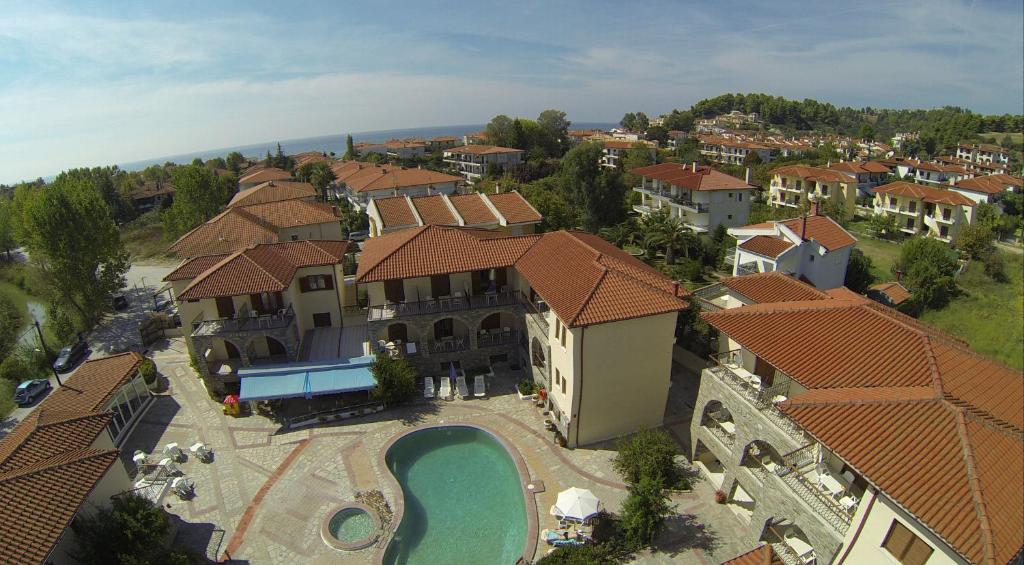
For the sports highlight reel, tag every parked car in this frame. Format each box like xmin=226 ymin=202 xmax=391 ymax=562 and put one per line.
xmin=53 ymin=339 xmax=88 ymax=372
xmin=154 ymin=296 xmax=171 ymax=312
xmin=347 ymin=230 xmax=369 ymax=242
xmin=13 ymin=379 xmax=51 ymax=406
xmin=112 ymin=292 xmax=129 ymax=310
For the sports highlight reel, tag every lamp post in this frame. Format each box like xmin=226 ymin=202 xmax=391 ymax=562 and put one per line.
xmin=34 ymin=319 xmax=62 ymax=387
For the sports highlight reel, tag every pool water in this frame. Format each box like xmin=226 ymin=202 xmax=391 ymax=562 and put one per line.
xmin=383 ymin=426 xmax=527 ymax=565
xmin=328 ymin=508 xmax=374 ymax=542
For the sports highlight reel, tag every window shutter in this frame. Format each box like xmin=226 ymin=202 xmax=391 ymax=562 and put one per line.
xmin=299 ymin=276 xmax=309 ymax=293
xmin=323 ymin=275 xmax=334 ymax=290
xmin=904 ymin=537 xmax=934 ymax=565
xmin=249 ymin=294 xmax=263 ymax=314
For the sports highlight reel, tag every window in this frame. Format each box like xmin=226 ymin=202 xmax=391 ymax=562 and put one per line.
xmin=561 ymin=374 xmax=566 ymax=394
xmin=727 ymin=214 xmax=733 ymax=220
xmin=820 ymin=185 xmax=829 ymax=196
xmin=290 ymin=234 xmax=299 ymax=241
xmin=738 ymin=193 xmax=743 ymax=202
xmin=560 ymin=323 xmax=567 ymax=348
xmin=809 ymin=255 xmax=814 ymax=262
xmin=882 ymin=520 xmax=933 ymax=565
xmin=908 ymin=201 xmax=916 ymax=213
xmin=939 ymin=226 xmax=949 ymax=238
xmin=942 ymin=208 xmax=952 ymax=221
xmin=433 ymin=318 xmax=454 ymax=339
xmin=727 ymin=192 xmax=733 ymax=198
xmin=555 ymin=368 xmax=561 ymax=388
xmin=890 ymin=197 xmax=897 ymax=207
xmin=300 ymin=274 xmax=333 ymax=292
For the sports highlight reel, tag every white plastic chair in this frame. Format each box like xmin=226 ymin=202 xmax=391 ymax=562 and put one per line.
xmin=424 ymin=377 xmax=435 ymax=399
xmin=163 ymin=443 xmax=183 ymax=462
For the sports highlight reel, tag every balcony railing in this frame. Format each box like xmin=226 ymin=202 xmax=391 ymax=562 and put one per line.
xmin=723 ymin=246 xmax=737 ymax=265
xmin=367 ymin=290 xmax=526 ymax=322
xmin=427 ymin=336 xmax=470 ymax=354
xmin=478 ymin=329 xmax=519 ymax=349
xmin=707 ymin=351 xmax=808 ymax=445
xmin=192 ymin=304 xmax=295 ymax=337
xmin=703 ymin=415 xmax=735 ymax=447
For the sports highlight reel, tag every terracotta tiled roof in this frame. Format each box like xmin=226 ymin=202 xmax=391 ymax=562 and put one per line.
xmin=291 ymin=152 xmax=332 ymax=167
xmin=44 ymin=353 xmax=143 ymax=414
xmin=771 ymin=165 xmax=855 ymax=184
xmin=737 ymin=235 xmax=793 ymax=258
xmin=356 ymin=225 xmax=538 ymax=283
xmin=227 ymin=181 xmax=316 ymax=207
xmin=484 ymin=191 xmax=542 ymax=224
xmin=0 ymin=410 xmax=114 ymax=474
xmin=449 ymin=193 xmax=498 ymax=225
xmin=168 ymin=208 xmax=278 ymax=258
xmin=778 ymin=215 xmax=857 ymax=252
xmin=827 ymin=161 xmax=892 ymax=175
xmin=411 ymin=194 xmax=458 ymax=225
xmin=240 ymin=199 xmax=338 ymax=229
xmin=178 ymin=240 xmax=349 ymax=300
xmin=0 ymin=448 xmax=120 ymax=565
xmin=869 ymin=281 xmax=912 ymax=305
xmin=875 ymin=181 xmax=976 ymax=206
xmin=719 ymin=272 xmax=830 ymax=304
xmin=164 ymin=254 xmax=231 ymax=281
xmin=629 ymin=163 xmax=755 ymax=191
xmin=445 ymin=144 xmax=524 ymax=155
xmin=719 ymin=544 xmax=784 ymax=565
xmin=239 ymin=167 xmax=291 ymax=184
xmin=128 ymin=181 xmax=175 ymax=200
xmin=345 ymin=166 xmax=461 ymax=193
xmin=375 ymin=196 xmax=420 ymax=230
xmin=955 ymin=174 xmax=1023 ymax=195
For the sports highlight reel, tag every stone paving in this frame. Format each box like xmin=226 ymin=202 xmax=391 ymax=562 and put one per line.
xmin=124 ymin=337 xmax=753 ymax=564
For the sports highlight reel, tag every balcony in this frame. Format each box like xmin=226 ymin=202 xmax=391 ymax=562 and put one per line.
xmin=427 ymin=335 xmax=470 ymax=354
xmin=723 ymin=246 xmax=737 ymax=265
xmin=367 ymin=290 xmax=526 ymax=322
xmin=192 ymin=304 xmax=295 ymax=337
xmin=675 ymin=198 xmax=710 ymax=213
xmin=702 ymin=412 xmax=736 ymax=447
xmin=477 ymin=329 xmax=519 ymax=349
xmin=707 ymin=351 xmax=808 ymax=445
xmin=776 ymin=444 xmax=858 ymax=534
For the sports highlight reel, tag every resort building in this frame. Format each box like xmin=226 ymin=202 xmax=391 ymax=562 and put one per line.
xmin=910 ymin=161 xmax=969 ymax=186
xmin=165 ymin=240 xmax=357 ymax=393
xmin=331 ymin=161 xmax=462 ymax=211
xmin=238 ymin=167 xmax=292 ymax=190
xmin=290 ymin=152 xmax=333 ymax=168
xmin=872 ymin=181 xmax=977 ymax=242
xmin=952 ymin=173 xmax=1023 ymax=205
xmin=689 ymin=275 xmax=1023 ymax=565
xmin=442 ymin=145 xmax=525 ymax=181
xmin=768 ymin=165 xmax=858 ymax=220
xmin=956 ymin=143 xmax=1010 ymax=166
xmin=699 ymin=136 xmax=778 ymax=165
xmin=168 ymin=198 xmax=343 ymax=259
xmin=385 ymin=141 xmax=427 ymax=160
xmin=826 ymin=161 xmax=892 ymax=197
xmin=867 ymin=281 xmax=912 ymax=308
xmin=227 ymin=180 xmax=317 ymax=208
xmin=128 ymin=180 xmax=175 ymax=211
xmin=726 ymin=208 xmax=856 ymax=290
xmin=0 ymin=353 xmax=151 ymax=564
xmin=366 ymin=191 xmax=541 ymax=237
xmin=427 ymin=136 xmax=460 ymax=152
xmin=599 ymin=140 xmax=657 ymax=169
xmin=354 ymin=225 xmax=688 ymax=447
xmin=630 ymin=162 xmax=756 ymax=233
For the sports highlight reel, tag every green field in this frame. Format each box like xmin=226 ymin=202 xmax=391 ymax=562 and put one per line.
xmin=980 ymin=132 xmax=1022 ymax=144
xmin=853 ymin=236 xmax=901 ymax=282
xmin=121 ymin=211 xmax=177 ymax=262
xmin=921 ymin=252 xmax=1023 ymax=370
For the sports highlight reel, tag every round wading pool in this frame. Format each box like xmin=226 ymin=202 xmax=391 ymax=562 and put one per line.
xmin=321 ymin=503 xmax=381 ymax=551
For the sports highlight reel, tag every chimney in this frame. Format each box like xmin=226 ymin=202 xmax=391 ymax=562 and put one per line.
xmin=744 ymin=167 xmax=751 ymax=184
xmin=801 ymin=213 xmax=808 ymax=240
xmin=495 ymin=183 xmax=501 ymax=194
xmin=895 ymin=269 xmax=903 ymax=282
xmin=810 ymin=201 xmax=819 ymax=217
xmin=692 ymin=161 xmax=698 ymax=173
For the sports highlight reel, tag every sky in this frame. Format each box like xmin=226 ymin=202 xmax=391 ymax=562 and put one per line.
xmin=1 ymin=0 xmax=1022 ymax=183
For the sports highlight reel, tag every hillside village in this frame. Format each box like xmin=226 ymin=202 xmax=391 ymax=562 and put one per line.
xmin=0 ymin=95 xmax=1021 ymax=565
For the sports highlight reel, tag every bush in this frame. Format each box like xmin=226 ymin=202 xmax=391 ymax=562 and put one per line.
xmin=370 ymin=353 xmax=417 ymax=407
xmin=894 ymin=237 xmax=960 ymax=311
xmin=619 ymin=476 xmax=673 ymax=549
xmin=954 ymin=223 xmax=995 ymax=260
xmin=613 ymin=428 xmax=681 ymax=487
xmin=517 ymin=378 xmax=538 ymax=396
xmin=537 ymin=545 xmax=617 ymax=565
xmin=844 ymin=248 xmax=875 ymax=294
xmin=984 ymin=253 xmax=1008 ymax=282
xmin=71 ymin=492 xmax=170 ymax=564
xmin=0 ymin=294 xmax=22 ymax=359
xmin=139 ymin=357 xmax=158 ymax=385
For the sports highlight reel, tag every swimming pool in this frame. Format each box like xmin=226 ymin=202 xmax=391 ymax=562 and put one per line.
xmin=382 ymin=425 xmax=529 ymax=564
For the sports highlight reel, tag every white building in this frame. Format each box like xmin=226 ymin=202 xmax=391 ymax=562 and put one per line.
xmin=727 ymin=206 xmax=856 ymax=290
xmin=442 ymin=145 xmax=525 ymax=181
xmin=600 ymin=140 xmax=657 ymax=169
xmin=952 ymin=173 xmax=1024 ymax=205
xmin=956 ymin=142 xmax=1010 ymax=165
xmin=630 ymin=162 xmax=756 ymax=233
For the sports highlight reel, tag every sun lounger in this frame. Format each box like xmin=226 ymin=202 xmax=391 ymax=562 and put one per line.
xmin=439 ymin=376 xmax=452 ymax=400
xmin=456 ymin=375 xmax=469 ymax=399
xmin=424 ymin=377 xmax=435 ymax=399
xmin=474 ymin=375 xmax=486 ymax=397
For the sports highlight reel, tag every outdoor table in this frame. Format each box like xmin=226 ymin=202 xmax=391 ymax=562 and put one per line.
xmin=785 ymin=534 xmax=815 ymax=563
xmin=406 ymin=342 xmax=417 ymax=354
xmin=720 ymin=421 xmax=736 ymax=435
xmin=818 ymin=472 xmax=845 ymax=498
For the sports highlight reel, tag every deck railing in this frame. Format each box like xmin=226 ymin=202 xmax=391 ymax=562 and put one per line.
xmin=367 ymin=290 xmax=526 ymax=322
xmin=707 ymin=351 xmax=808 ymax=445
xmin=192 ymin=304 xmax=295 ymax=336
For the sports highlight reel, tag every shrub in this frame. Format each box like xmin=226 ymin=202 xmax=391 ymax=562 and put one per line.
xmin=537 ymin=545 xmax=616 ymax=564
xmin=954 ymin=223 xmax=995 ymax=260
xmin=714 ymin=489 xmax=727 ymax=504
xmin=613 ymin=428 xmax=680 ymax=486
xmin=71 ymin=492 xmax=170 ymax=565
xmin=844 ymin=248 xmax=875 ymax=294
xmin=139 ymin=357 xmax=158 ymax=385
xmin=984 ymin=253 xmax=1008 ymax=282
xmin=517 ymin=378 xmax=538 ymax=396
xmin=370 ymin=353 xmax=417 ymax=407
xmin=619 ymin=476 xmax=673 ymax=549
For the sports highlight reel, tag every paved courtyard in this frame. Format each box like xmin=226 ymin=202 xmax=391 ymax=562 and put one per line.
xmin=123 ymin=337 xmax=752 ymax=564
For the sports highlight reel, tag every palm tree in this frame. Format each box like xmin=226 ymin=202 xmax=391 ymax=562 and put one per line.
xmin=599 ymin=218 xmax=638 ymax=248
xmin=641 ymin=210 xmax=698 ymax=265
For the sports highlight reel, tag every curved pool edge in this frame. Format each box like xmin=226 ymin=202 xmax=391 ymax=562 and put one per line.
xmin=321 ymin=501 xmax=381 ymax=551
xmin=373 ymin=422 xmax=539 ymax=565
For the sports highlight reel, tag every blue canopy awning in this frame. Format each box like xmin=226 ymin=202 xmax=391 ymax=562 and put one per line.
xmin=238 ymin=356 xmax=377 ymax=402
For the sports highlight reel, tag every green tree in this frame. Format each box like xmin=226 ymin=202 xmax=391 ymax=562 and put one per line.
xmin=868 ymin=212 xmax=899 ymax=239
xmin=273 ymin=143 xmax=289 ymax=169
xmin=613 ymin=428 xmax=680 ymax=486
xmin=308 ymin=162 xmax=337 ymax=201
xmin=953 ymin=223 xmax=994 ymax=260
xmin=52 ymin=167 xmax=133 ymax=223
xmin=844 ymin=248 xmax=875 ymax=293
xmin=662 ymin=110 xmax=695 ymax=132
xmin=894 ymin=237 xmax=959 ymax=311
xmin=0 ymin=197 xmax=16 ymax=257
xmin=537 ymin=545 xmax=616 ymax=565
xmin=622 ymin=142 xmax=655 ymax=186
xmin=205 ymin=157 xmax=226 ymax=170
xmin=0 ymin=295 xmax=21 ymax=360
xmin=599 ymin=219 xmax=638 ymax=248
xmin=16 ymin=178 xmax=129 ymax=327
xmin=560 ymin=143 xmax=628 ymax=232
xmin=522 ymin=178 xmax=575 ymax=231
xmin=191 ymin=157 xmax=204 ymax=167
xmin=620 ymin=112 xmax=649 ymax=133
xmin=818 ymin=194 xmax=849 ymax=226
xmin=161 ymin=165 xmax=234 ymax=240
xmin=641 ymin=210 xmax=699 ymax=265
xmin=225 ymin=151 xmax=245 ymax=173
xmin=536 ymin=109 xmax=571 ymax=156
xmin=645 ymin=126 xmax=669 ymax=144
xmin=344 ymin=134 xmax=356 ymax=160
xmin=70 ymin=492 xmax=186 ymax=565
xmin=485 ymin=115 xmax=515 ymax=147
xmin=858 ymin=123 xmax=875 ymax=141
xmin=370 ymin=352 xmax=417 ymax=408
xmin=619 ymin=476 xmax=672 ymax=549
xmin=264 ymin=150 xmax=272 ymax=167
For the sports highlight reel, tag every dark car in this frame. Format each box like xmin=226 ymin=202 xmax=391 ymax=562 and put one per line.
xmin=154 ymin=296 xmax=171 ymax=312
xmin=13 ymin=379 xmax=51 ymax=406
xmin=53 ymin=339 xmax=88 ymax=372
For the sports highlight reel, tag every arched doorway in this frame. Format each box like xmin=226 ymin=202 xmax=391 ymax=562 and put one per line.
xmin=266 ymin=336 xmax=287 ymax=357
xmin=224 ymin=340 xmax=241 ymax=359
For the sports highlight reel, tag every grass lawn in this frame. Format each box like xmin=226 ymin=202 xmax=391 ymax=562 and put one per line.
xmin=921 ymin=251 xmax=1023 ymax=370
xmin=980 ymin=132 xmax=1021 ymax=144
xmin=854 ymin=237 xmax=902 ymax=282
xmin=121 ymin=211 xmax=176 ymax=262
xmin=0 ymin=380 xmax=14 ymax=417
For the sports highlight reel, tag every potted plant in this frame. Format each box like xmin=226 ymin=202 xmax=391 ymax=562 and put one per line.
xmin=714 ymin=489 xmax=727 ymax=504
xmin=517 ymin=378 xmax=538 ymax=400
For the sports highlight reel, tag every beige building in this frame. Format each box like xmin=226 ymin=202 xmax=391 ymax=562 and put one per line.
xmin=690 ymin=274 xmax=1023 ymax=565
xmin=442 ymin=145 xmax=525 ymax=181
xmin=599 ymin=140 xmax=657 ymax=169
xmin=355 ymin=225 xmax=688 ymax=447
xmin=366 ymin=191 xmax=541 ymax=237
xmin=630 ymin=162 xmax=756 ymax=233
xmin=0 ymin=353 xmax=151 ymax=564
xmin=165 ymin=240 xmax=357 ymax=393
xmin=768 ymin=165 xmax=858 ymax=221
xmin=872 ymin=181 xmax=976 ymax=242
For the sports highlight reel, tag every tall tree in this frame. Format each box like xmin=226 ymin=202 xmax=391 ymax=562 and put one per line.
xmin=560 ymin=143 xmax=626 ymax=232
xmin=15 ymin=178 xmax=129 ymax=326
xmin=344 ymin=134 xmax=356 ymax=160
xmin=844 ymin=248 xmax=875 ymax=293
xmin=893 ymin=237 xmax=959 ymax=311
xmin=537 ymin=109 xmax=570 ymax=156
xmin=620 ymin=112 xmax=650 ymax=132
xmin=161 ymin=165 xmax=234 ymax=240
xmin=0 ymin=198 xmax=16 ymax=258
xmin=485 ymin=115 xmax=515 ymax=147
xmin=308 ymin=162 xmax=337 ymax=201
xmin=622 ymin=142 xmax=655 ymax=187
xmin=225 ymin=151 xmax=245 ymax=173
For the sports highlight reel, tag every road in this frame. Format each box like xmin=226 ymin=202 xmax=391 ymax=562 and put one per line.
xmin=1 ymin=261 xmax=175 ymax=434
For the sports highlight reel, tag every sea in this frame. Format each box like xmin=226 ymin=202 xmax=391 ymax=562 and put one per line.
xmin=117 ymin=122 xmax=618 ymax=172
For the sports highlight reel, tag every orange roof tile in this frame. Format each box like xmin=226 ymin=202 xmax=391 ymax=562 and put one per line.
xmin=778 ymin=215 xmax=857 ymax=251
xmin=178 ymin=240 xmax=349 ymax=300
xmin=240 ymin=199 xmax=338 ymax=229
xmin=487 ymin=191 xmax=542 ymax=224
xmin=869 ymin=281 xmax=912 ymax=305
xmin=411 ymin=194 xmax=458 ymax=225
xmin=44 ymin=353 xmax=143 ymax=414
xmin=875 ymin=181 xmax=976 ymax=206
xmin=720 ymin=544 xmax=784 ymax=565
xmin=629 ymin=162 xmax=755 ymax=191
xmin=168 ymin=207 xmax=278 ymax=258
xmin=449 ymin=193 xmax=498 ymax=225
xmin=0 ymin=410 xmax=114 ymax=474
xmin=164 ymin=254 xmax=231 ymax=282
xmin=374 ymin=196 xmax=419 ymax=230
xmin=771 ymin=165 xmax=856 ymax=184
xmin=239 ymin=167 xmax=291 ymax=184
xmin=344 ymin=166 xmax=461 ymax=193
xmin=719 ymin=272 xmax=830 ymax=304
xmin=955 ymin=175 xmax=1022 ymax=195
xmin=227 ymin=180 xmax=315 ymax=207
xmin=737 ymin=235 xmax=794 ymax=258
xmin=445 ymin=144 xmax=524 ymax=155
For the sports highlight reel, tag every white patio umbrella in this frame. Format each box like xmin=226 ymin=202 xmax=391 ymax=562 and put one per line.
xmin=552 ymin=487 xmax=601 ymax=521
